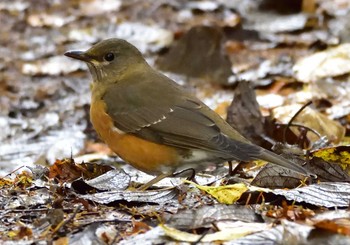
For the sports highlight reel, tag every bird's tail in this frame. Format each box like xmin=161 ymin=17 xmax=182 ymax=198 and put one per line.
xmin=259 ymin=149 xmax=315 ymax=177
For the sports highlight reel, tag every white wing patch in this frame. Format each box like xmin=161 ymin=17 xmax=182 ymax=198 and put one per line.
xmin=153 ymin=116 xmax=166 ymax=125
xmin=139 ymin=108 xmax=174 ymax=129
xmin=182 ymin=150 xmax=208 ymax=162
xmin=112 ymin=126 xmax=126 ymax=135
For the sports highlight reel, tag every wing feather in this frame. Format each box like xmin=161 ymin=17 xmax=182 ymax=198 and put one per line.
xmin=103 ymin=72 xmax=262 ymax=160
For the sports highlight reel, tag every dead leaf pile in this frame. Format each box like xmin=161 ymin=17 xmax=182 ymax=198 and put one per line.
xmin=3 ymin=0 xmax=350 ymax=244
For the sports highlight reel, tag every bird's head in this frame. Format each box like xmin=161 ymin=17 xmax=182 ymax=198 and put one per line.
xmin=65 ymin=38 xmax=147 ymax=84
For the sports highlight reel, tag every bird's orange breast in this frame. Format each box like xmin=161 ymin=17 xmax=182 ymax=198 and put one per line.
xmin=90 ymin=98 xmax=180 ymax=175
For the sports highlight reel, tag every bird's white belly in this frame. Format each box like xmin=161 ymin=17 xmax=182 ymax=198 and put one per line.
xmin=160 ymin=149 xmax=220 ymax=174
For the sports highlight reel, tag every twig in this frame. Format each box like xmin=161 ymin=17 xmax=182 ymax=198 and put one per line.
xmin=1 ymin=165 xmax=25 ymax=178
xmin=283 ymin=101 xmax=313 ymax=143
xmin=51 ymin=205 xmax=81 ymax=236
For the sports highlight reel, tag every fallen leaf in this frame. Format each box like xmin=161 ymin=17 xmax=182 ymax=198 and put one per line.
xmin=314 ymin=219 xmax=350 ymax=236
xmin=160 ymin=223 xmax=265 ymax=242
xmin=251 ymin=163 xmax=305 ymax=189
xmin=165 ymin=204 xmax=262 ymax=230
xmin=266 ymin=200 xmax=315 ymax=221
xmin=294 ymin=43 xmax=350 ymax=82
xmin=273 ymin=104 xmax=345 ymax=144
xmin=49 ymin=158 xmax=82 ymax=182
xmin=84 ymin=169 xmax=130 ymax=191
xmin=156 ymin=26 xmax=232 ymax=85
xmin=79 ymin=188 xmax=178 ymax=204
xmin=184 ymin=180 xmax=248 ymax=204
xmin=308 ymin=146 xmax=350 ymax=180
xmin=6 ymin=225 xmax=33 ymax=240
xmin=249 ymin=182 xmax=350 ymax=208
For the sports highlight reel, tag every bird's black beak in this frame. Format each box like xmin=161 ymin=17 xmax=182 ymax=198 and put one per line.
xmin=64 ymin=50 xmax=93 ymax=62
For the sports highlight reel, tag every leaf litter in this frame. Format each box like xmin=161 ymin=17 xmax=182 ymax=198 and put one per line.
xmin=2 ymin=0 xmax=350 ymax=244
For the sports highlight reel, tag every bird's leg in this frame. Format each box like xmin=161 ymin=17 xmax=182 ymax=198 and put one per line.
xmin=174 ymin=168 xmax=199 ymax=184
xmin=228 ymin=161 xmax=246 ymax=176
xmin=137 ymin=168 xmax=197 ymax=191
xmin=173 ymin=168 xmax=196 ymax=181
xmin=228 ymin=161 xmax=234 ymax=176
xmin=137 ymin=172 xmax=173 ymax=191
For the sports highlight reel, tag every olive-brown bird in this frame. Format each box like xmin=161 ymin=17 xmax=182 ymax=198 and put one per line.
xmin=65 ymin=38 xmax=311 ymax=189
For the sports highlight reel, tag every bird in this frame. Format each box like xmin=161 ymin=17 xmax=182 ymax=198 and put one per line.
xmin=65 ymin=38 xmax=312 ymax=190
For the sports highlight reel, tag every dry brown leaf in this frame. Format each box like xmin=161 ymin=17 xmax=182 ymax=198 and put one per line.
xmin=273 ymin=105 xmax=345 ymax=144
xmin=314 ymin=219 xmax=350 ymax=236
xmin=294 ymin=44 xmax=350 ymax=82
xmin=266 ymin=200 xmax=315 ymax=221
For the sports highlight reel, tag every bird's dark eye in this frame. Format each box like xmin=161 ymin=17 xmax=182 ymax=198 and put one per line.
xmin=104 ymin=52 xmax=114 ymax=62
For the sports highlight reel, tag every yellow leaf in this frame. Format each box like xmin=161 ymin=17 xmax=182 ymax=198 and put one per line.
xmin=312 ymin=146 xmax=350 ymax=171
xmin=53 ymin=237 xmax=69 ymax=245
xmin=6 ymin=231 xmax=18 ymax=238
xmin=160 ymin=224 xmax=260 ymax=242
xmin=184 ymin=180 xmax=248 ymax=204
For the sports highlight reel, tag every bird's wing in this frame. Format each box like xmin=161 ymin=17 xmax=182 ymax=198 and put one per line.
xmin=103 ymin=72 xmax=261 ymax=161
